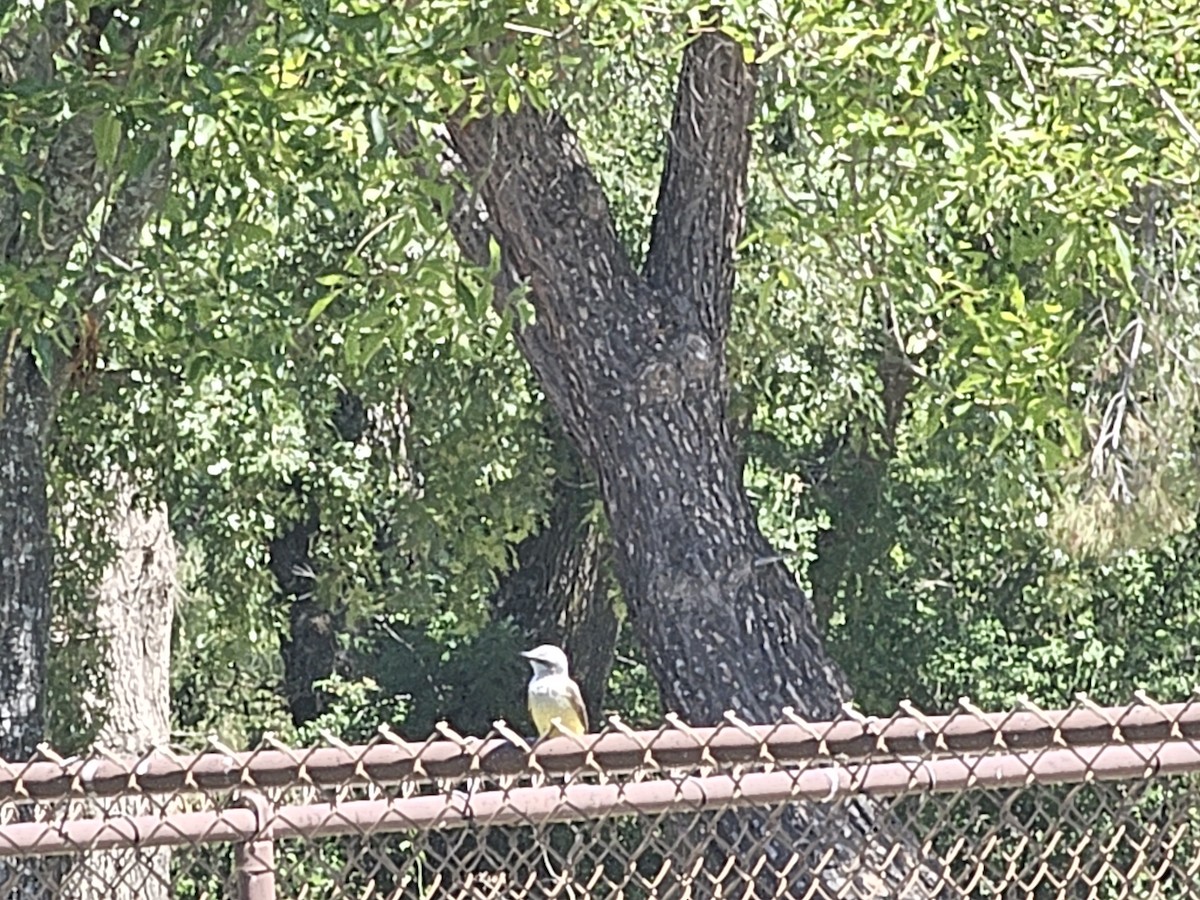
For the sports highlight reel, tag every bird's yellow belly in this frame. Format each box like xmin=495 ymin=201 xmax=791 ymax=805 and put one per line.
xmin=528 ymin=687 xmax=586 ymax=737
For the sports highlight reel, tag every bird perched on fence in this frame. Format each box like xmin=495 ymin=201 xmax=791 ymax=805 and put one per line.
xmin=521 ymin=644 xmax=589 ymax=738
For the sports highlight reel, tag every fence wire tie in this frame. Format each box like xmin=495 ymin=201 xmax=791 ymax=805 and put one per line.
xmin=821 ymin=766 xmax=841 ymax=802
xmin=132 ymin=748 xmax=160 ymax=781
xmin=1076 ymin=693 xmax=1123 ymax=742
xmin=780 ymin=706 xmax=826 ymax=751
xmin=1132 ymin=690 xmax=1180 ymax=738
xmin=667 ymin=715 xmax=710 ymax=772
xmin=1014 ymin=696 xmax=1062 ymax=747
xmin=491 ymin=719 xmax=533 ymax=755
xmin=898 ymin=699 xmax=945 ymax=751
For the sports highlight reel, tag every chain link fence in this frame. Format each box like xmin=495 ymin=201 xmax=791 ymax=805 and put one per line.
xmin=2 ymin=695 xmax=1200 ymax=898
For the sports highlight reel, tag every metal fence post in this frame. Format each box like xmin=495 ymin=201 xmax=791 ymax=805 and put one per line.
xmin=234 ymin=792 xmax=276 ymax=900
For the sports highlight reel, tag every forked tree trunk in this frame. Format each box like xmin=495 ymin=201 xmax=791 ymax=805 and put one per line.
xmin=445 ymin=29 xmax=955 ymax=899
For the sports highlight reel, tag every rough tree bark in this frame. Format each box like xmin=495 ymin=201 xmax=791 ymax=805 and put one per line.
xmin=0 ymin=351 xmax=53 ymax=763
xmin=445 ymin=29 xmax=955 ymax=899
xmin=0 ymin=3 xmax=85 ymax=770
xmin=0 ymin=10 xmax=109 ymax=895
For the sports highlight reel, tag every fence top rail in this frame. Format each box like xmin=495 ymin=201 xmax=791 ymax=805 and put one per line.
xmin=3 ymin=738 xmax=1200 ymax=858
xmin=1 ymin=694 xmax=1197 ymax=804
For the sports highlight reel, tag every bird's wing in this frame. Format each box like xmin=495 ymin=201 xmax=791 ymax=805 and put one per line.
xmin=566 ymin=677 xmax=589 ymax=734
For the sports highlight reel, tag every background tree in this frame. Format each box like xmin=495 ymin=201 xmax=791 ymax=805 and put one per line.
xmin=2 ymin=0 xmax=1198 ymax=893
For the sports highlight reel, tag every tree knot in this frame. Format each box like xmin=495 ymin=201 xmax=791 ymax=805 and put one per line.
xmin=635 ymin=331 xmax=717 ymax=405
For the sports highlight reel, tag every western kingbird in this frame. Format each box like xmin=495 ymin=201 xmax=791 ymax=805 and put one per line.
xmin=521 ymin=644 xmax=588 ymax=738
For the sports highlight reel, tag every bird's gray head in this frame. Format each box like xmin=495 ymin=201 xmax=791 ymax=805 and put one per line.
xmin=521 ymin=644 xmax=570 ymax=677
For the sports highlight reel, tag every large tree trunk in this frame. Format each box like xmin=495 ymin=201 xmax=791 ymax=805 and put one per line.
xmin=90 ymin=481 xmax=175 ymax=756
xmin=445 ymin=29 xmax=954 ymax=898
xmin=0 ymin=0 xmax=262 ymax=748
xmin=0 ymin=6 xmax=260 ymax=896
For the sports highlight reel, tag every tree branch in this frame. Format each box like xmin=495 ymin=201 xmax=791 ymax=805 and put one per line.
xmin=445 ymin=108 xmax=650 ymax=418
xmin=643 ymin=30 xmax=756 ymax=342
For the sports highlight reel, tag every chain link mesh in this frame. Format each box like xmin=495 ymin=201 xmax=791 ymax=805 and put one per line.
xmin=2 ymin=696 xmax=1200 ymax=898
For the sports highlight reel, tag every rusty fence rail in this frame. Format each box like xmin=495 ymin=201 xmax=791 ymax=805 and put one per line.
xmin=1 ymin=694 xmax=1200 ymax=898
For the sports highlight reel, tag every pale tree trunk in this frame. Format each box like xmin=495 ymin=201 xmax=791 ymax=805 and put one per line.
xmin=58 ymin=477 xmax=176 ymax=900
xmin=444 ymin=29 xmax=956 ymax=898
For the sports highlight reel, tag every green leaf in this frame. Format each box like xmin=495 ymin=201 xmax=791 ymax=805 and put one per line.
xmin=757 ymin=42 xmax=787 ymax=65
xmin=93 ymin=112 xmax=122 ymax=171
xmin=368 ymin=106 xmax=387 ymax=148
xmin=457 ymin=275 xmax=486 ymax=320
xmin=305 ymin=290 xmax=339 ymax=325
xmin=30 ymin=334 xmax=56 ymax=384
xmin=1054 ymin=230 xmax=1076 ymax=268
xmin=1107 ymin=222 xmax=1134 ymax=286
